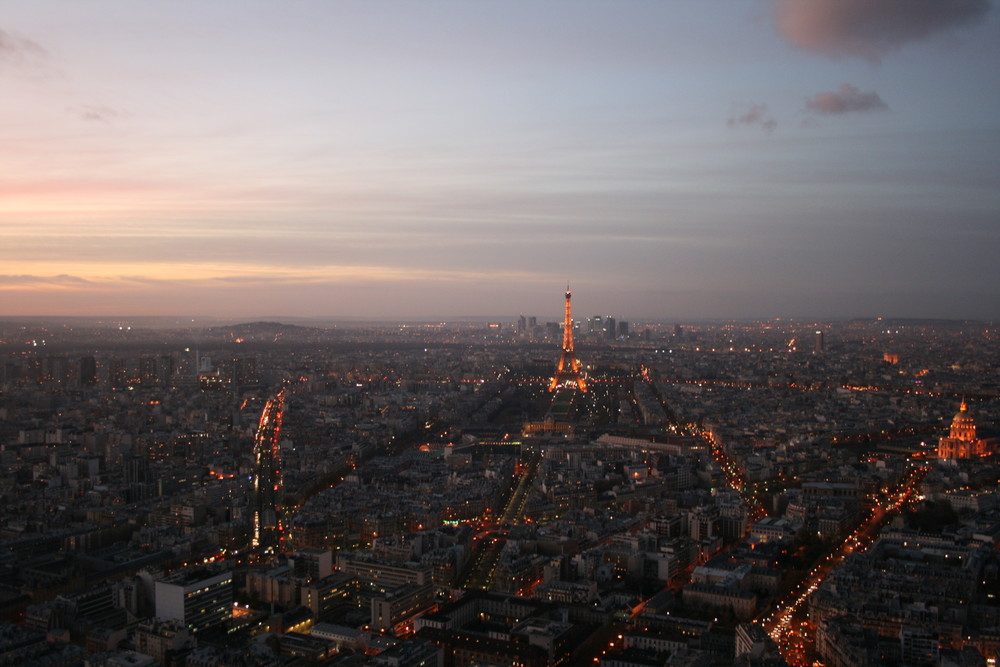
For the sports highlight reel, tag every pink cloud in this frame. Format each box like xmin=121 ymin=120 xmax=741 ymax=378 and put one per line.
xmin=806 ymin=84 xmax=888 ymax=114
xmin=728 ymin=103 xmax=777 ymax=133
xmin=772 ymin=0 xmax=990 ymax=62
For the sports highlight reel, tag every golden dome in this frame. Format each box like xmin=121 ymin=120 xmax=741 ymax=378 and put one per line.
xmin=949 ymin=400 xmax=976 ymax=441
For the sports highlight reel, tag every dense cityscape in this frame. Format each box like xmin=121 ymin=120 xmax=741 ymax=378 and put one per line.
xmin=0 ymin=291 xmax=996 ymax=666
xmin=5 ymin=0 xmax=999 ymax=665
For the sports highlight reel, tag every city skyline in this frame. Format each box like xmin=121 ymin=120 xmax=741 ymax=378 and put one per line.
xmin=2 ymin=1 xmax=999 ymax=321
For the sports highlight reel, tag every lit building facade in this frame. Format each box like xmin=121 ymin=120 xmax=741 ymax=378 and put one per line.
xmin=937 ymin=401 xmax=993 ymax=459
xmin=154 ymin=568 xmax=233 ymax=635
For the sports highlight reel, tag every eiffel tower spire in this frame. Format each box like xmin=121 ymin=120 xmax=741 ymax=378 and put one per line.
xmin=549 ymin=287 xmax=587 ymax=392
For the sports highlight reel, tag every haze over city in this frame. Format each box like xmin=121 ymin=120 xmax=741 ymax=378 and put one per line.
xmin=2 ymin=1 xmax=999 ymax=321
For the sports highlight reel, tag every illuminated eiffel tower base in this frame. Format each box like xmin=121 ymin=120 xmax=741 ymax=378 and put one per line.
xmin=549 ymin=288 xmax=587 ymax=392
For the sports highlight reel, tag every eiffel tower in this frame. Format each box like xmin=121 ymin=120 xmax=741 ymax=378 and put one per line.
xmin=549 ymin=287 xmax=587 ymax=392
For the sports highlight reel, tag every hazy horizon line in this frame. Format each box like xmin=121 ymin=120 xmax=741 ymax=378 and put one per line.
xmin=0 ymin=314 xmax=994 ymax=328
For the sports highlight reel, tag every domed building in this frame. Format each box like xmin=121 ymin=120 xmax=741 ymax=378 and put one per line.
xmin=936 ymin=401 xmax=992 ymax=459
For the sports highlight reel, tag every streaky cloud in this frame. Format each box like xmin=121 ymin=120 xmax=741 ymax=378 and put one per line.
xmin=0 ymin=28 xmax=46 ymax=62
xmin=74 ymin=105 xmax=122 ymax=123
xmin=0 ymin=274 xmax=89 ymax=287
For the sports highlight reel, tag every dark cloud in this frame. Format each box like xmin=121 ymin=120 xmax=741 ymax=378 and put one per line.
xmin=806 ymin=84 xmax=888 ymax=114
xmin=772 ymin=0 xmax=991 ymax=62
xmin=0 ymin=28 xmax=46 ymax=66
xmin=728 ymin=103 xmax=777 ymax=133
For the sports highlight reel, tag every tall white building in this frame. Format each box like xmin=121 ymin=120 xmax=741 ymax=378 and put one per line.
xmin=154 ymin=568 xmax=233 ymax=635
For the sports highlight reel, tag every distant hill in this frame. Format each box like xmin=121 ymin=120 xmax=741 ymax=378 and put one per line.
xmin=207 ymin=321 xmax=322 ymax=339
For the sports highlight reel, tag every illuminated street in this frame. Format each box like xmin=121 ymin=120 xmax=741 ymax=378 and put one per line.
xmin=462 ymin=450 xmax=542 ymax=590
xmin=760 ymin=465 xmax=930 ymax=665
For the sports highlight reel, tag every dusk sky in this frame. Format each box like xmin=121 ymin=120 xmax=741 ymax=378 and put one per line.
xmin=2 ymin=1 xmax=999 ymax=322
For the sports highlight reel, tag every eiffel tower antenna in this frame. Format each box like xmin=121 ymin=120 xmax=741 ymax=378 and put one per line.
xmin=549 ymin=287 xmax=587 ymax=392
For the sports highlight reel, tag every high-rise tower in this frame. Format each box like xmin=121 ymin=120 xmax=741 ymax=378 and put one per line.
xmin=549 ymin=288 xmax=587 ymax=392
